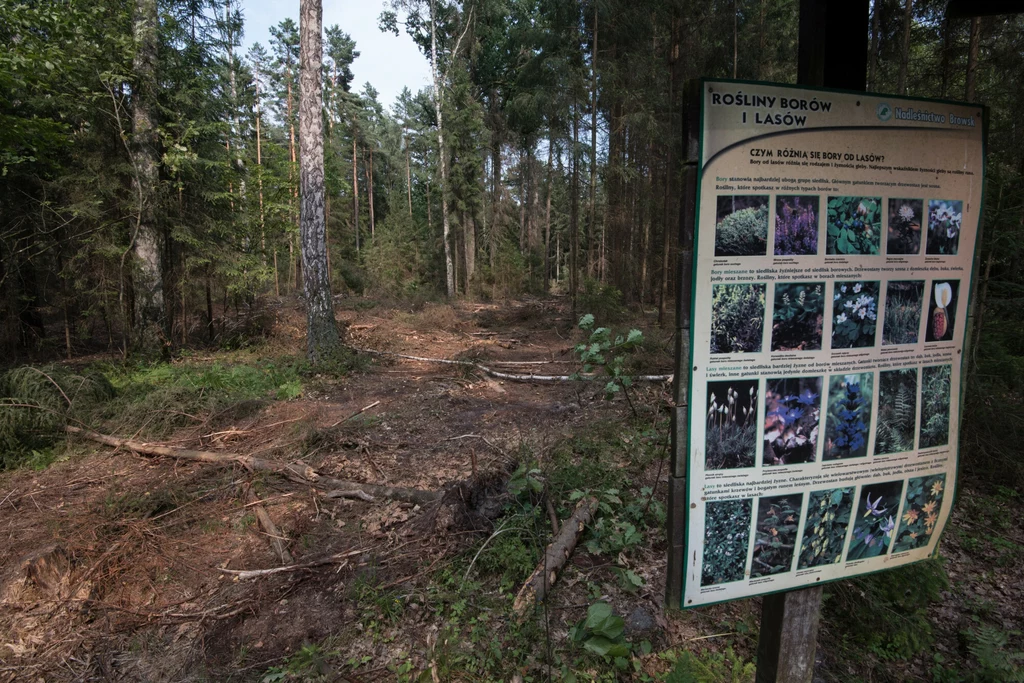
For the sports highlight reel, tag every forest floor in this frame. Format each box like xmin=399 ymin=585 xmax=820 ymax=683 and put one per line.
xmin=1 ymin=296 xmax=1022 ymax=682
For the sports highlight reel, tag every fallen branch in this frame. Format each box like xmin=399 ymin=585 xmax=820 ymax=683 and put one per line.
xmin=247 ymin=490 xmax=293 ymax=565
xmin=66 ymin=426 xmax=440 ymax=505
xmin=512 ymin=496 xmax=598 ymax=619
xmin=345 ymin=344 xmax=671 ymax=384
xmin=219 ymin=547 xmax=368 ymax=580
xmin=329 ymin=400 xmax=381 ymax=428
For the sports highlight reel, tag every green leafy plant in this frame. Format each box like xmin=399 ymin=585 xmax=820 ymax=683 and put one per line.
xmin=705 ymin=379 xmax=758 ymax=469
xmin=882 ymin=280 xmax=924 ymax=345
xmin=751 ymin=494 xmax=802 ymax=577
xmin=827 ymin=196 xmax=881 ymax=254
xmin=847 ymin=480 xmax=904 ymax=560
xmin=892 ymin=474 xmax=946 ymax=552
xmin=714 ymin=196 xmax=769 ymax=256
xmin=701 ymin=498 xmax=752 ymax=586
xmin=798 ymin=487 xmax=853 ymax=568
xmin=831 ymin=281 xmax=879 ymax=348
xmin=919 ymin=364 xmax=951 ymax=448
xmin=710 ymin=283 xmax=766 ymax=354
xmin=573 ymin=314 xmax=644 ymax=398
xmin=570 ymin=602 xmax=631 ymax=666
xmin=874 ymin=368 xmax=918 ymax=455
xmin=770 ymin=282 xmax=824 ymax=351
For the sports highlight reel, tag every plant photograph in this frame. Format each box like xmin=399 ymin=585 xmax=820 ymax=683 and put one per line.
xmin=874 ymin=369 xmax=918 ymax=455
xmin=715 ymin=195 xmax=769 ymax=256
xmin=847 ymin=480 xmax=905 ymax=560
xmin=886 ymin=199 xmax=923 ymax=254
xmin=826 ymin=196 xmax=882 ymax=255
xmin=763 ymin=376 xmax=822 ymax=466
xmin=774 ymin=195 xmax=819 ymax=255
xmin=892 ymin=474 xmax=946 ymax=552
xmin=705 ymin=379 xmax=758 ymax=470
xmin=919 ymin=364 xmax=952 ymax=449
xmin=926 ymin=280 xmax=959 ymax=342
xmin=701 ymin=498 xmax=753 ymax=586
xmin=824 ymin=373 xmax=874 ymax=460
xmin=751 ymin=493 xmax=803 ymax=577
xmin=710 ymin=283 xmax=766 ymax=354
xmin=770 ymin=282 xmax=824 ymax=351
xmin=926 ymin=200 xmax=963 ymax=255
xmin=882 ymin=280 xmax=924 ymax=345
xmin=798 ymin=487 xmax=854 ymax=568
xmin=831 ymin=281 xmax=879 ymax=349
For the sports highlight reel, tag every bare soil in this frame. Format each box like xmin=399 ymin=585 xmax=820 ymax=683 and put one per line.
xmin=1 ymin=296 xmax=1020 ymax=682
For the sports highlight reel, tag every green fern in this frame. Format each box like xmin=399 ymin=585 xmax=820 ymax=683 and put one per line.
xmin=967 ymin=625 xmax=1024 ymax=682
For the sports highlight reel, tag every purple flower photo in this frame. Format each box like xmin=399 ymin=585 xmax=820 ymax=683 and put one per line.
xmin=775 ymin=196 xmax=819 ymax=256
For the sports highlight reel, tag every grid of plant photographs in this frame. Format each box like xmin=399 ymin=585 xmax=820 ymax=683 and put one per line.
xmin=775 ymin=196 xmax=819 ymax=255
xmin=892 ymin=474 xmax=946 ymax=552
xmin=826 ymin=196 xmax=882 ymax=255
xmin=847 ymin=479 xmax=905 ymax=560
xmin=705 ymin=379 xmax=758 ymax=470
xmin=798 ymin=487 xmax=854 ymax=568
xmin=926 ymin=200 xmax=963 ymax=255
xmin=831 ymin=281 xmax=879 ymax=349
xmin=919 ymin=364 xmax=952 ymax=448
xmin=763 ymin=377 xmax=821 ymax=466
xmin=770 ymin=282 xmax=824 ymax=351
xmin=926 ymin=280 xmax=959 ymax=342
xmin=874 ymin=368 xmax=918 ymax=455
xmin=710 ymin=283 xmax=766 ymax=354
xmin=751 ymin=494 xmax=803 ymax=577
xmin=882 ymin=280 xmax=925 ymax=345
xmin=886 ymin=199 xmax=923 ymax=254
xmin=823 ymin=372 xmax=874 ymax=460
xmin=715 ymin=195 xmax=769 ymax=256
xmin=701 ymin=498 xmax=752 ymax=586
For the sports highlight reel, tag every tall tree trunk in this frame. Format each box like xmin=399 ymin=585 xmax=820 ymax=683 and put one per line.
xmin=965 ymin=17 xmax=980 ymax=101
xmin=465 ymin=211 xmax=476 ymax=286
xmin=405 ymin=135 xmax=413 ymax=217
xmin=658 ymin=17 xmax=679 ymax=326
xmin=733 ymin=0 xmax=738 ymax=79
xmin=868 ymin=0 xmax=880 ymax=91
xmin=367 ymin=147 xmax=375 ymax=238
xmin=897 ymin=0 xmax=913 ymax=94
xmin=299 ymin=0 xmax=339 ymax=363
xmin=545 ymin=129 xmax=553 ymax=288
xmin=519 ymin=149 xmax=527 ymax=253
xmin=287 ymin=70 xmax=298 ymax=291
xmin=588 ymin=5 xmax=598 ymax=278
xmin=430 ymin=0 xmax=455 ymax=297
xmin=254 ymin=59 xmax=267 ymax=266
xmin=131 ymin=0 xmax=163 ymax=332
xmin=352 ymin=135 xmax=359 ymax=252
xmin=571 ymin=99 xmax=580 ymax=320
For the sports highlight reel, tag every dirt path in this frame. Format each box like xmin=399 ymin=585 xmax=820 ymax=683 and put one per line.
xmin=0 ymin=297 xmax=675 ymax=681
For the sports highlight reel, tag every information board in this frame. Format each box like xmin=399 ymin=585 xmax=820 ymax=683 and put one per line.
xmin=682 ymin=80 xmax=985 ymax=608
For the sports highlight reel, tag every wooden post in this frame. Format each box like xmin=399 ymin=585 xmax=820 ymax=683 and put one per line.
xmin=754 ymin=3 xmax=867 ymax=682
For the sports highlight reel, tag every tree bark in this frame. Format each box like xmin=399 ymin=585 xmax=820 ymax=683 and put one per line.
xmin=367 ymin=147 xmax=375 ymax=238
xmin=352 ymin=135 xmax=360 ymax=252
xmin=965 ymin=17 xmax=980 ymax=101
xmin=570 ymin=99 xmax=580 ymax=320
xmin=868 ymin=0 xmax=880 ymax=91
xmin=299 ymin=0 xmax=340 ymax=364
xmin=131 ymin=0 xmax=163 ymax=330
xmin=658 ymin=17 xmax=679 ymax=326
xmin=588 ymin=6 xmax=598 ymax=278
xmin=430 ymin=0 xmax=456 ymax=298
xmin=897 ymin=0 xmax=913 ymax=94
xmin=545 ymin=129 xmax=553 ymax=287
xmin=405 ymin=135 xmax=413 ymax=217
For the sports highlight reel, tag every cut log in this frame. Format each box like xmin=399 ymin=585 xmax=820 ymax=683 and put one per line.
xmin=22 ymin=544 xmax=71 ymax=595
xmin=512 ymin=496 xmax=598 ymax=619
xmin=66 ymin=426 xmax=439 ymax=505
